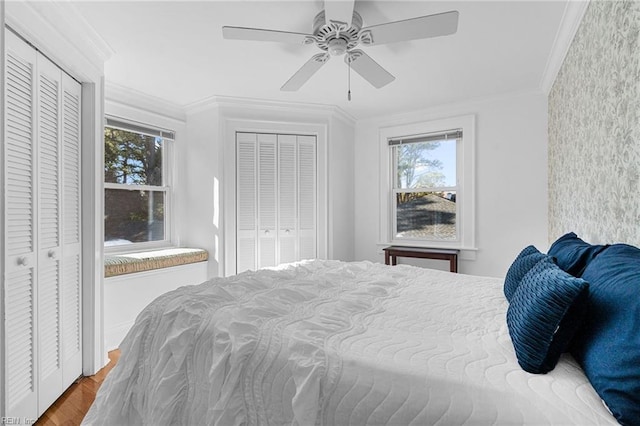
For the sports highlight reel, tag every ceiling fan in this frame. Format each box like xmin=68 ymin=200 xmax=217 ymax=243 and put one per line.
xmin=222 ymin=1 xmax=459 ymax=94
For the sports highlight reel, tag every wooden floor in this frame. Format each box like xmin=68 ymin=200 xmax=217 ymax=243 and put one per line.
xmin=35 ymin=350 xmax=120 ymax=426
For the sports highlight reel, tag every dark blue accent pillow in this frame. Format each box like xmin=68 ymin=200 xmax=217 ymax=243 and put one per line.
xmin=507 ymin=260 xmax=589 ymax=374
xmin=548 ymin=232 xmax=608 ymax=277
xmin=503 ymin=245 xmax=550 ymax=302
xmin=571 ymin=244 xmax=640 ymax=426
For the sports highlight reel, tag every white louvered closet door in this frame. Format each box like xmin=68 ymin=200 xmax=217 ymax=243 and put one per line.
xmin=277 ymin=135 xmax=297 ymax=264
xmin=60 ymin=71 xmax=83 ymax=390
xmin=4 ymin=30 xmax=39 ymax=421
xmin=236 ymin=132 xmax=258 ymax=273
xmin=297 ymin=135 xmax=317 ymax=260
xmin=257 ymin=134 xmax=278 ymax=268
xmin=3 ymin=30 xmax=82 ymax=419
xmin=236 ymin=132 xmax=316 ymax=273
xmin=36 ymin=51 xmax=65 ymax=413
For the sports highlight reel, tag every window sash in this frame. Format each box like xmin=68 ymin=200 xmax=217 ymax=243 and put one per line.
xmin=106 ymin=116 xmax=175 ymax=140
xmin=104 ymin=186 xmax=171 ymax=252
xmin=391 ymin=190 xmax=460 ymax=242
xmin=391 ymin=137 xmax=460 ymax=192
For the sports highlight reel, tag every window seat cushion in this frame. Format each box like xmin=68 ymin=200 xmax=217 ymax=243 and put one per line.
xmin=105 ymin=248 xmax=208 ymax=277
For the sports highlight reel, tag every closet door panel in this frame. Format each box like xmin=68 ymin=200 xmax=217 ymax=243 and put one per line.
xmin=297 ymin=136 xmax=317 ymax=260
xmin=36 ymin=53 xmax=64 ymax=411
xmin=4 ymin=30 xmax=38 ymax=420
xmin=257 ymin=134 xmax=277 ymax=268
xmin=278 ymin=135 xmax=297 ymax=264
xmin=61 ymin=72 xmax=83 ymax=386
xmin=236 ymin=133 xmax=258 ymax=273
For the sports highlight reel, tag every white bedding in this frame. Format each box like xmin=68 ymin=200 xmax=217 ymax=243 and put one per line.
xmin=83 ymin=260 xmax=616 ymax=425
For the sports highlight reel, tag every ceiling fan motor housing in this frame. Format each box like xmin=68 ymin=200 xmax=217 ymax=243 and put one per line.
xmin=312 ymin=10 xmax=363 ymax=55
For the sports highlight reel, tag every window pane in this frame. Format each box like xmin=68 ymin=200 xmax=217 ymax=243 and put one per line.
xmin=395 ymin=191 xmax=456 ymax=240
xmin=395 ymin=139 xmax=456 ymax=189
xmin=104 ymin=127 xmax=163 ymax=185
xmin=105 ymin=189 xmax=165 ymax=245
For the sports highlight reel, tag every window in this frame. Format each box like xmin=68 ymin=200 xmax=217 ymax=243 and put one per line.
xmin=104 ymin=117 xmax=174 ymax=250
xmin=391 ymin=131 xmax=460 ymax=241
xmin=379 ymin=115 xmax=475 ymax=250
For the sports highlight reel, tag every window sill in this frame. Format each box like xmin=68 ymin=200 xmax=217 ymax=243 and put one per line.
xmin=104 ymin=247 xmax=208 ymax=277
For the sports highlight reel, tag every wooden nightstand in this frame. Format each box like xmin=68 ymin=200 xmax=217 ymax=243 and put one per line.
xmin=383 ymin=246 xmax=459 ymax=273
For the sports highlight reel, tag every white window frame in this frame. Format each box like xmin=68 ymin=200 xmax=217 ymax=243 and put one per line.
xmin=103 ymin=116 xmax=174 ymax=253
xmin=379 ymin=115 xmax=476 ymax=250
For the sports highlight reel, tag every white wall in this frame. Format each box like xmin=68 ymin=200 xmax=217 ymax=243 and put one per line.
xmin=328 ymin=116 xmax=355 ymax=261
xmin=183 ymin=106 xmax=222 ymax=278
xmin=354 ymin=91 xmax=549 ymax=277
xmin=103 ymin=262 xmax=207 ymax=350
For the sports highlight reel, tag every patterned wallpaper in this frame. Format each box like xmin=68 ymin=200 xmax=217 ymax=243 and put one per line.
xmin=548 ymin=0 xmax=640 ymax=245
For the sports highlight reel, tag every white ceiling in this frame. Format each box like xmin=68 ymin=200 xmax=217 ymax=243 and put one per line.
xmin=72 ymin=0 xmax=569 ymax=119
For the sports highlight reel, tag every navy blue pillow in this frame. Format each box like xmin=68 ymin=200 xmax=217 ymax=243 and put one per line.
xmin=571 ymin=244 xmax=640 ymax=426
xmin=507 ymin=260 xmax=589 ymax=374
xmin=503 ymin=245 xmax=550 ymax=302
xmin=548 ymin=232 xmax=608 ymax=277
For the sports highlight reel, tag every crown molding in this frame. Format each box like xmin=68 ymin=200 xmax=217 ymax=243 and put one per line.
xmin=5 ymin=0 xmax=113 ymax=78
xmin=105 ymin=81 xmax=187 ymax=122
xmin=185 ymin=95 xmax=356 ymax=125
xmin=540 ymin=0 xmax=590 ymax=95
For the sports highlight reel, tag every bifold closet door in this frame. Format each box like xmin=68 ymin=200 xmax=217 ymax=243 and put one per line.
xmin=36 ymin=47 xmax=65 ymax=412
xmin=297 ymin=135 xmax=317 ymax=260
xmin=257 ymin=134 xmax=278 ymax=268
xmin=3 ymin=30 xmax=82 ymax=419
xmin=60 ymin=71 xmax=83 ymax=391
xmin=5 ymin=29 xmax=39 ymax=421
xmin=236 ymin=132 xmax=258 ymax=273
xmin=236 ymin=132 xmax=317 ymax=273
xmin=277 ymin=135 xmax=297 ymax=264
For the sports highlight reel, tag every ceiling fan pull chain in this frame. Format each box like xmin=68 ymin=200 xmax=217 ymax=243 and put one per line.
xmin=348 ymin=57 xmax=352 ymax=101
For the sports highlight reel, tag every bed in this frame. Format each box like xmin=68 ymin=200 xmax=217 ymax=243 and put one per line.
xmin=82 ymin=256 xmax=621 ymax=425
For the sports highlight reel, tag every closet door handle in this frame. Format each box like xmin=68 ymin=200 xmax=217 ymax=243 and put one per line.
xmin=48 ymin=250 xmax=57 ymax=259
xmin=17 ymin=256 xmax=29 ymax=267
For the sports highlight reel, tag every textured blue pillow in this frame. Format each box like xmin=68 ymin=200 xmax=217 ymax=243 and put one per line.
xmin=571 ymin=244 xmax=640 ymax=426
xmin=503 ymin=245 xmax=550 ymax=302
xmin=507 ymin=260 xmax=589 ymax=374
xmin=548 ymin=232 xmax=608 ymax=277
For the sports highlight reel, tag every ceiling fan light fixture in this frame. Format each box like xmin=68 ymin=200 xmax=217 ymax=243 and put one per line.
xmin=328 ymin=38 xmax=348 ymax=56
xmin=222 ymin=4 xmax=459 ymax=92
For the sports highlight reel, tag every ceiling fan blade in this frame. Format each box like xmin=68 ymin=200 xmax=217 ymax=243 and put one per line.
xmin=324 ymin=0 xmax=355 ymax=27
xmin=361 ymin=10 xmax=459 ymax=46
xmin=346 ymin=50 xmax=395 ymax=89
xmin=281 ymin=53 xmax=330 ymax=91
xmin=223 ymin=26 xmax=312 ymax=44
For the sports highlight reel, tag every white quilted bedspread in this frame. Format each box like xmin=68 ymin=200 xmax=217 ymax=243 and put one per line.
xmin=83 ymin=260 xmax=616 ymax=425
